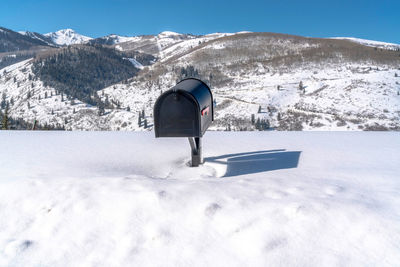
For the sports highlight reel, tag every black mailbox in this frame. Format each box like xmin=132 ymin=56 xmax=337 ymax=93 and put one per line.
xmin=154 ymin=78 xmax=214 ymax=166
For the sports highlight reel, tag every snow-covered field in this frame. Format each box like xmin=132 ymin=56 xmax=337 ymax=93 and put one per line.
xmin=0 ymin=131 xmax=399 ymax=266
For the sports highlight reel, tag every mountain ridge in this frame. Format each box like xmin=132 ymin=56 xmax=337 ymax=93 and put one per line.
xmin=1 ymin=26 xmax=400 ymax=131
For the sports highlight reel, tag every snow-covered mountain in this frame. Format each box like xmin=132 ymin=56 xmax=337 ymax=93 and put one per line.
xmin=1 ymin=30 xmax=400 ymax=131
xmin=112 ymin=31 xmax=230 ymax=60
xmin=18 ymin=31 xmax=57 ymax=47
xmin=0 ymin=26 xmax=56 ymax=69
xmin=89 ymin=34 xmax=142 ymax=45
xmin=330 ymin=37 xmax=400 ymax=51
xmin=44 ymin=29 xmax=92 ymax=46
xmin=0 ymin=26 xmax=52 ymax=52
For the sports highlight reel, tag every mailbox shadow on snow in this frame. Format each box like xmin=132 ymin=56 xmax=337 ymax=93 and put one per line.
xmin=205 ymin=149 xmax=301 ymax=177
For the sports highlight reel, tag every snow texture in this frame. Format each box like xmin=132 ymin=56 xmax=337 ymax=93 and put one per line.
xmin=0 ymin=131 xmax=399 ymax=266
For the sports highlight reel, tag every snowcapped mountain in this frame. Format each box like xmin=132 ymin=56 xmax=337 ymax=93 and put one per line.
xmin=18 ymin=31 xmax=57 ymax=47
xmin=1 ymin=29 xmax=400 ymax=131
xmin=44 ymin=29 xmax=92 ymax=46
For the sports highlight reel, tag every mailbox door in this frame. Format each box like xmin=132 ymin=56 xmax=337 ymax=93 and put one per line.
xmin=155 ymin=92 xmax=200 ymax=137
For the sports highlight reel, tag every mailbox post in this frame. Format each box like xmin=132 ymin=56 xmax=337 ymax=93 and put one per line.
xmin=154 ymin=78 xmax=214 ymax=167
xmin=188 ymin=136 xmax=202 ymax=166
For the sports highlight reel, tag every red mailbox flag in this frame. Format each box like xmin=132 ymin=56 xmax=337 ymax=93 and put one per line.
xmin=201 ymin=106 xmax=209 ymax=116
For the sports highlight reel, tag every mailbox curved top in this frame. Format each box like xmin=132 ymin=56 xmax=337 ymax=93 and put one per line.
xmin=171 ymin=78 xmax=214 ymax=120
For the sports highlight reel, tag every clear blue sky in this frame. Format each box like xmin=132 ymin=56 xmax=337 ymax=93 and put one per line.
xmin=1 ymin=0 xmax=399 ymax=43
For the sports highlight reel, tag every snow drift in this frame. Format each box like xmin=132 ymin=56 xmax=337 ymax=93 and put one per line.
xmin=0 ymin=131 xmax=399 ymax=266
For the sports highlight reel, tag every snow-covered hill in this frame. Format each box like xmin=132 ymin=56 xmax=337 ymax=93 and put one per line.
xmin=330 ymin=37 xmax=400 ymax=51
xmin=44 ymin=29 xmax=92 ymax=46
xmin=0 ymin=26 xmax=52 ymax=53
xmin=89 ymin=34 xmax=140 ymax=45
xmin=1 ymin=31 xmax=400 ymax=131
xmin=0 ymin=131 xmax=399 ymax=266
xmin=0 ymin=59 xmax=141 ymax=131
xmin=112 ymin=31 xmax=230 ymax=59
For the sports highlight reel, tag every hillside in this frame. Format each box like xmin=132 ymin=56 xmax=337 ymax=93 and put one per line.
xmin=31 ymin=44 xmax=140 ymax=105
xmin=101 ymin=32 xmax=400 ymax=131
xmin=0 ymin=131 xmax=399 ymax=266
xmin=1 ymin=29 xmax=400 ymax=131
xmin=0 ymin=27 xmax=51 ymax=53
xmin=0 ymin=27 xmax=56 ymax=69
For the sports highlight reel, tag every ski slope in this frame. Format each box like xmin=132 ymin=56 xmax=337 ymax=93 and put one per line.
xmin=0 ymin=132 xmax=399 ymax=266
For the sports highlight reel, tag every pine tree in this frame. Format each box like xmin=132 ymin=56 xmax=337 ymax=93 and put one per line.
xmin=251 ymin=114 xmax=255 ymax=124
xmin=141 ymin=109 xmax=145 ymax=118
xmin=255 ymin=118 xmax=261 ymax=130
xmin=258 ymin=106 xmax=262 ymax=113
xmin=2 ymin=107 xmax=9 ymax=130
xmin=259 ymin=119 xmax=270 ymax=130
xmin=1 ymin=92 xmax=6 ymax=109
xmin=105 ymin=95 xmax=109 ymax=107
xmin=299 ymin=81 xmax=303 ymax=90
xmin=144 ymin=119 xmax=148 ymax=129
xmin=138 ymin=114 xmax=141 ymax=126
xmin=98 ymin=105 xmax=105 ymax=116
xmin=126 ymin=106 xmax=131 ymax=112
xmin=32 ymin=119 xmax=37 ymax=130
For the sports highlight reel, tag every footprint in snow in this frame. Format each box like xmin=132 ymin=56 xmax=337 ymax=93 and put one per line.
xmin=324 ymin=185 xmax=345 ymax=196
xmin=265 ymin=237 xmax=287 ymax=252
xmin=4 ymin=240 xmax=34 ymax=256
xmin=205 ymin=203 xmax=222 ymax=217
xmin=158 ymin=190 xmax=167 ymax=199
